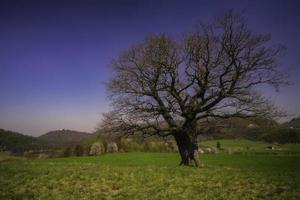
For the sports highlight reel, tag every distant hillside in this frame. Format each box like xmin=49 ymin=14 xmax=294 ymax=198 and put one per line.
xmin=284 ymin=117 xmax=300 ymax=129
xmin=0 ymin=129 xmax=40 ymax=153
xmin=38 ymin=129 xmax=92 ymax=148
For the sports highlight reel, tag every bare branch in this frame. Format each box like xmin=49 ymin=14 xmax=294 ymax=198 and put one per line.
xmin=102 ymin=11 xmax=288 ymax=139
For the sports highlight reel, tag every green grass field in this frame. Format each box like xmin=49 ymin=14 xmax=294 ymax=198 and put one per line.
xmin=0 ymin=140 xmax=300 ymax=200
xmin=201 ymin=139 xmax=300 ymax=154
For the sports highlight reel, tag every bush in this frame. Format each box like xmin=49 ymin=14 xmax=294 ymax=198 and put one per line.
xmin=216 ymin=141 xmax=221 ymax=149
xmin=62 ymin=147 xmax=72 ymax=157
xmin=89 ymin=142 xmax=105 ymax=155
xmin=74 ymin=145 xmax=84 ymax=156
xmin=262 ymin=127 xmax=300 ymax=144
xmin=119 ymin=139 xmax=144 ymax=152
xmin=107 ymin=142 xmax=118 ymax=153
xmin=144 ymin=141 xmax=162 ymax=152
xmin=83 ymin=145 xmax=91 ymax=156
xmin=38 ymin=154 xmax=49 ymax=159
xmin=23 ymin=150 xmax=36 ymax=158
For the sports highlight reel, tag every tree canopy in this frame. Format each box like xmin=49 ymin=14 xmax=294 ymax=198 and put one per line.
xmin=101 ymin=11 xmax=287 ymax=166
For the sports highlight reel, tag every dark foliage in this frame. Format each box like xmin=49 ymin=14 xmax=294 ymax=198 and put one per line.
xmin=74 ymin=144 xmax=84 ymax=156
xmin=0 ymin=129 xmax=40 ymax=153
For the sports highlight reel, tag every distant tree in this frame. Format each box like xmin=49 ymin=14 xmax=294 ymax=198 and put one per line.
xmin=83 ymin=145 xmax=92 ymax=156
xmin=63 ymin=147 xmax=72 ymax=157
xmin=74 ymin=145 xmax=84 ymax=156
xmin=216 ymin=141 xmax=221 ymax=149
xmin=262 ymin=127 xmax=300 ymax=143
xmin=101 ymin=11 xmax=287 ymax=166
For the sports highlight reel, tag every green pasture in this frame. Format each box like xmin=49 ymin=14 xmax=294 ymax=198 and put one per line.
xmin=201 ymin=139 xmax=300 ymax=154
xmin=0 ymin=151 xmax=299 ymax=199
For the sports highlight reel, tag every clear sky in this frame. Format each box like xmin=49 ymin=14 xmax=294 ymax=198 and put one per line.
xmin=0 ymin=0 xmax=299 ymax=136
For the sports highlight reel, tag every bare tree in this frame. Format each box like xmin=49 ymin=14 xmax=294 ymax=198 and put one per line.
xmin=101 ymin=11 xmax=287 ymax=166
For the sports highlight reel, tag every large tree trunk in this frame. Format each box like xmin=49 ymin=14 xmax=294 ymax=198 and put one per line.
xmin=173 ymin=132 xmax=202 ymax=167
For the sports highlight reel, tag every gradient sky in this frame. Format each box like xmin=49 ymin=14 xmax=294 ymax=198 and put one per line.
xmin=0 ymin=0 xmax=299 ymax=136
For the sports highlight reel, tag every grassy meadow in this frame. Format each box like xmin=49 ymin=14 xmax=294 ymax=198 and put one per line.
xmin=201 ymin=139 xmax=300 ymax=154
xmin=0 ymin=140 xmax=299 ymax=200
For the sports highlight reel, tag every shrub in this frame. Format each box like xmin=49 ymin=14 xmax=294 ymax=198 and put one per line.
xmin=90 ymin=142 xmax=105 ymax=155
xmin=119 ymin=139 xmax=144 ymax=152
xmin=107 ymin=142 xmax=118 ymax=153
xmin=262 ymin=128 xmax=300 ymax=144
xmin=83 ymin=145 xmax=91 ymax=156
xmin=216 ymin=141 xmax=221 ymax=149
xmin=62 ymin=147 xmax=72 ymax=157
xmin=38 ymin=153 xmax=49 ymax=159
xmin=74 ymin=145 xmax=84 ymax=156
xmin=23 ymin=150 xmax=35 ymax=158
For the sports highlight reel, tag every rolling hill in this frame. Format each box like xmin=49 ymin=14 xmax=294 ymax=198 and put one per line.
xmin=0 ymin=128 xmax=93 ymax=153
xmin=0 ymin=129 xmax=39 ymax=153
xmin=37 ymin=129 xmax=92 ymax=148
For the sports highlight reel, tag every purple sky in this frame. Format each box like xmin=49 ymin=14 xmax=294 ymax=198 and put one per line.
xmin=0 ymin=0 xmax=299 ymax=136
